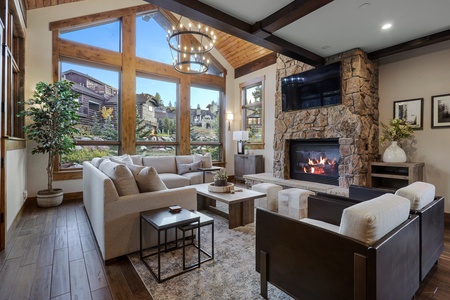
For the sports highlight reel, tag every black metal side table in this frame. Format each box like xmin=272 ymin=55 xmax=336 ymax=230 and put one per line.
xmin=177 ymin=210 xmax=214 ymax=269
xmin=198 ymin=167 xmax=221 ymax=183
xmin=140 ymin=207 xmax=200 ymax=283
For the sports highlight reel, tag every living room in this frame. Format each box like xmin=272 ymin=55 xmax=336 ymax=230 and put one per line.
xmin=1 ymin=0 xmax=450 ymax=299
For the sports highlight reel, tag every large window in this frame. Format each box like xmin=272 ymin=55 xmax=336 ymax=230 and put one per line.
xmin=59 ymin=60 xmax=121 ymax=168
xmin=241 ymin=77 xmax=264 ymax=145
xmin=52 ymin=6 xmax=226 ymax=177
xmin=135 ymin=75 xmax=178 ymax=156
xmin=190 ymin=86 xmax=222 ymax=161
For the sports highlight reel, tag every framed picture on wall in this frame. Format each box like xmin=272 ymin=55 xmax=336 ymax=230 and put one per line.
xmin=393 ymin=98 xmax=423 ymax=130
xmin=432 ymin=93 xmax=450 ymax=128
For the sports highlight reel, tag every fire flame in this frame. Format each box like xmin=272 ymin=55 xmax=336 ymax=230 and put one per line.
xmin=302 ymin=155 xmax=337 ymax=175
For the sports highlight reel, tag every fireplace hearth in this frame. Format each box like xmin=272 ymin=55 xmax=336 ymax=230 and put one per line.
xmin=289 ymin=139 xmax=340 ymax=186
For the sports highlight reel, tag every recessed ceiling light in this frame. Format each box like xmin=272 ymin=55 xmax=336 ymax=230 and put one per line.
xmin=382 ymin=23 xmax=392 ymax=30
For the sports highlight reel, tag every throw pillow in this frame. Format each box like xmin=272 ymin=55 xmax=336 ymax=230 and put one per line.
xmin=193 ymin=153 xmax=212 ymax=168
xmin=100 ymin=160 xmax=140 ymax=196
xmin=127 ymin=164 xmax=168 ymax=192
xmin=110 ymin=154 xmax=133 ymax=165
xmin=177 ymin=161 xmax=202 ymax=175
xmin=91 ymin=157 xmax=106 ymax=168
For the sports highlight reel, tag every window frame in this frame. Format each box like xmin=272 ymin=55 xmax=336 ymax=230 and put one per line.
xmin=240 ymin=76 xmax=265 ymax=149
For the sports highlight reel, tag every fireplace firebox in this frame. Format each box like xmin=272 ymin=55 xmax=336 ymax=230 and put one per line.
xmin=289 ymin=138 xmax=340 ymax=186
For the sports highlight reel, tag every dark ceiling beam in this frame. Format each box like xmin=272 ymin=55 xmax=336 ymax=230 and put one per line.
xmin=144 ymin=0 xmax=324 ymax=66
xmin=253 ymin=0 xmax=333 ymax=35
xmin=369 ymin=29 xmax=450 ymax=60
xmin=235 ymin=53 xmax=277 ymax=79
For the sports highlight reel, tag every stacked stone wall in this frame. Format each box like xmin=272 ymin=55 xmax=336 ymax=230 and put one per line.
xmin=273 ymin=49 xmax=379 ymax=187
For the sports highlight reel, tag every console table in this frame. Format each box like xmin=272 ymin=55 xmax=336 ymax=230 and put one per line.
xmin=234 ymin=154 xmax=264 ymax=181
xmin=368 ymin=161 xmax=424 ymax=191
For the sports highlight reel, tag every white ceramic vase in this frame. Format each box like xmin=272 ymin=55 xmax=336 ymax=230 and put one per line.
xmin=382 ymin=141 xmax=407 ymax=163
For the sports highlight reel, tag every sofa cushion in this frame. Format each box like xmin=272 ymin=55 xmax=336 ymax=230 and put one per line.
xmin=110 ymin=154 xmax=133 ymax=165
xmin=127 ymin=164 xmax=168 ymax=192
xmin=339 ymin=193 xmax=410 ymax=245
xmin=91 ymin=157 xmax=107 ymax=168
xmin=158 ymin=173 xmax=190 ymax=189
xmin=130 ymin=155 xmax=143 ymax=166
xmin=193 ymin=153 xmax=212 ymax=168
xmin=181 ymin=171 xmax=203 ymax=185
xmin=143 ymin=156 xmax=176 ymax=174
xmin=175 ymin=155 xmax=194 ymax=165
xmin=395 ymin=181 xmax=435 ymax=210
xmin=177 ymin=161 xmax=202 ymax=175
xmin=99 ymin=160 xmax=139 ymax=196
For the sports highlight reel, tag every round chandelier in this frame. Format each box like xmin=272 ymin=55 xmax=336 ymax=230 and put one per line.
xmin=167 ymin=17 xmax=217 ymax=74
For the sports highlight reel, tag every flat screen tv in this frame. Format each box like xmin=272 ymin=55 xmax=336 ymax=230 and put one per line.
xmin=282 ymin=62 xmax=341 ymax=112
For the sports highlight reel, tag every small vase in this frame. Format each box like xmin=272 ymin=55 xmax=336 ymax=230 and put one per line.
xmin=383 ymin=141 xmax=407 ymax=163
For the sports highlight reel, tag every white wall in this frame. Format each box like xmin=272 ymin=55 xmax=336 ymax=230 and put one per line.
xmin=25 ymin=0 xmax=236 ymax=195
xmin=379 ymin=40 xmax=450 ymax=213
xmin=233 ymin=64 xmax=277 ymax=175
xmin=6 ymin=149 xmax=27 ymax=230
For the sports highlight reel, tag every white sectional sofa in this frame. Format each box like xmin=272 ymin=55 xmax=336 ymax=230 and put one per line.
xmin=83 ymin=153 xmax=214 ymax=262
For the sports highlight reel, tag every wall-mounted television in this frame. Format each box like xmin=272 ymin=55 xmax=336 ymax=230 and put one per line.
xmin=282 ymin=62 xmax=341 ymax=112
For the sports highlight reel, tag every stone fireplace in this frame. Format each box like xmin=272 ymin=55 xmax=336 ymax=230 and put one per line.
xmin=274 ymin=49 xmax=380 ymax=188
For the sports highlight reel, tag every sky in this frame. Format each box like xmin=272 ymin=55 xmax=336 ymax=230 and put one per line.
xmin=60 ymin=14 xmax=220 ymax=109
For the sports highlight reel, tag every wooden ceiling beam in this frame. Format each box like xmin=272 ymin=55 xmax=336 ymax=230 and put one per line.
xmin=144 ymin=0 xmax=324 ymax=66
xmin=252 ymin=0 xmax=333 ymax=36
xmin=369 ymin=29 xmax=450 ymax=60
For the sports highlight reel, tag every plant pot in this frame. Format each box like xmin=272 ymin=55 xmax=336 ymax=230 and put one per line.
xmin=383 ymin=141 xmax=407 ymax=163
xmin=37 ymin=189 xmax=64 ymax=208
xmin=214 ymin=179 xmax=228 ymax=187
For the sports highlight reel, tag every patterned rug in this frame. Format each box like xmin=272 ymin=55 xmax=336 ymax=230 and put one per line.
xmin=128 ymin=211 xmax=293 ymax=300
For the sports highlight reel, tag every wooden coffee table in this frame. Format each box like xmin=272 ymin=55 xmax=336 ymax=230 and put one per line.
xmin=193 ymin=183 xmax=266 ymax=229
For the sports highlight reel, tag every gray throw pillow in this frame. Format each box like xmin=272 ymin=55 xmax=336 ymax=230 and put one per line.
xmin=177 ymin=161 xmax=202 ymax=175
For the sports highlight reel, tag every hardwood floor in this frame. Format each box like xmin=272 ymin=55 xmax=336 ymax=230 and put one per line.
xmin=0 ymin=197 xmax=449 ymax=300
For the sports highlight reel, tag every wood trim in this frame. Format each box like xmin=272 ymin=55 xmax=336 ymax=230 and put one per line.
xmin=253 ymin=0 xmax=333 ymax=36
xmin=121 ymin=14 xmax=137 ymax=155
xmin=144 ymin=0 xmax=324 ymax=66
xmin=54 ymin=170 xmax=83 ymax=181
xmin=235 ymin=53 xmax=276 ymax=79
xmin=49 ymin=4 xmax=158 ymax=31
xmin=179 ymin=76 xmax=191 ymax=155
xmin=369 ymin=29 xmax=450 ymax=60
xmin=58 ymin=39 xmax=122 ymax=68
xmin=52 ymin=30 xmax=59 ymax=82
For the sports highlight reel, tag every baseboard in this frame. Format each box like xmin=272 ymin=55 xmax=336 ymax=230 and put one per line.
xmin=26 ymin=191 xmax=83 ymax=203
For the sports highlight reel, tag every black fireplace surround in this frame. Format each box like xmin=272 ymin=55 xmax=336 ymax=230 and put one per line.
xmin=289 ymin=138 xmax=340 ymax=186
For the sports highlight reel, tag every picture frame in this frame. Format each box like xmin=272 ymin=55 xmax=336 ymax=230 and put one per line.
xmin=393 ymin=98 xmax=423 ymax=130
xmin=432 ymin=93 xmax=450 ymax=128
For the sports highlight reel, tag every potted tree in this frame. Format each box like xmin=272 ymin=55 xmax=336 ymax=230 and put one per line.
xmin=19 ymin=80 xmax=80 ymax=207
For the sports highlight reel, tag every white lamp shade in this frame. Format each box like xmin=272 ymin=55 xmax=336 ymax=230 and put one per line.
xmin=226 ymin=113 xmax=234 ymax=121
xmin=233 ymin=130 xmax=249 ymax=141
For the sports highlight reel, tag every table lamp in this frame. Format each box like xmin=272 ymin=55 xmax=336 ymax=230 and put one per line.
xmin=233 ymin=131 xmax=249 ymax=154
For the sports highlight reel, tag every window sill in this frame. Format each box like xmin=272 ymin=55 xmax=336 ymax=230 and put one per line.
xmin=54 ymin=170 xmax=83 ymax=181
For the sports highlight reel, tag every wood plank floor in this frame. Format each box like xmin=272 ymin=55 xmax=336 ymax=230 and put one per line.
xmin=0 ymin=198 xmax=449 ymax=300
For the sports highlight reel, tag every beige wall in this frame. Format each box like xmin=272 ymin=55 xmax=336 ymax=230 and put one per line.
xmin=233 ymin=64 xmax=277 ymax=175
xmin=379 ymin=40 xmax=450 ymax=213
xmin=25 ymin=0 xmax=235 ymax=196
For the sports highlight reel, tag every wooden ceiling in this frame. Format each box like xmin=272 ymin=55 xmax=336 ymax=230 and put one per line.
xmin=25 ymin=0 xmax=84 ymax=10
xmin=24 ymin=0 xmax=274 ymax=73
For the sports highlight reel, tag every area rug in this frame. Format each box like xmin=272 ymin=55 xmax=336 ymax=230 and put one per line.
xmin=128 ymin=211 xmax=293 ymax=300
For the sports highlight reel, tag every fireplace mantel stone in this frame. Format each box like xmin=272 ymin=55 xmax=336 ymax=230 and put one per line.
xmin=274 ymin=49 xmax=379 ymax=188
